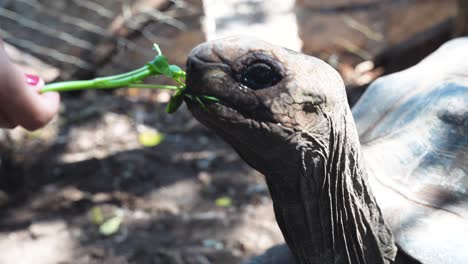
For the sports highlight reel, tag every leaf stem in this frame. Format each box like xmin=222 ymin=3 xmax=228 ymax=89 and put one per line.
xmin=129 ymin=84 xmax=180 ymax=90
xmin=94 ymin=66 xmax=148 ymax=81
xmin=39 ymin=43 xmax=220 ymax=114
xmin=41 ymin=67 xmax=153 ymax=93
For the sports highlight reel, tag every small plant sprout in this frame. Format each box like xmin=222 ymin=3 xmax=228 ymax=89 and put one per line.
xmin=41 ymin=44 xmax=219 ymax=113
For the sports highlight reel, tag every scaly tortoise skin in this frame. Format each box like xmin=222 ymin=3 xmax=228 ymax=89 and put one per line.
xmin=184 ymin=36 xmax=468 ymax=264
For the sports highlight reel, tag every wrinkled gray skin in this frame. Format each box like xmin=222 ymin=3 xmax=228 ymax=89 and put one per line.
xmin=185 ymin=37 xmax=467 ymax=264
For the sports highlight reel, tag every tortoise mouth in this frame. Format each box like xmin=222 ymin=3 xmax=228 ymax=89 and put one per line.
xmin=185 ymin=95 xmax=265 ymax=128
xmin=185 ymin=54 xmax=278 ymax=125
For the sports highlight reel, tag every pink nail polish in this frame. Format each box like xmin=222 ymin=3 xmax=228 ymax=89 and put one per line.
xmin=25 ymin=74 xmax=41 ymax=86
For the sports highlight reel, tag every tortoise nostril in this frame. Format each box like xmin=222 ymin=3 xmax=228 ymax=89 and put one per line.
xmin=186 ymin=55 xmax=210 ymax=72
xmin=186 ymin=56 xmax=194 ymax=70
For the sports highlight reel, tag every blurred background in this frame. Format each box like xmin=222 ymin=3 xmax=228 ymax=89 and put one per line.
xmin=0 ymin=0 xmax=465 ymax=263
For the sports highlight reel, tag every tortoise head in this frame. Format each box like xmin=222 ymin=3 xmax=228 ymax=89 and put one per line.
xmin=185 ymin=37 xmax=398 ymax=263
xmin=185 ymin=37 xmax=348 ymax=176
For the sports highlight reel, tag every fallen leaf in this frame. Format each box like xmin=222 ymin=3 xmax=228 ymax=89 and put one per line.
xmin=215 ymin=197 xmax=232 ymax=208
xmin=138 ymin=131 xmax=165 ymax=147
xmin=99 ymin=215 xmax=123 ymax=236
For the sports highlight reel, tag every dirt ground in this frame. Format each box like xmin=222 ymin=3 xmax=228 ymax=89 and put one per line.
xmin=0 ymin=92 xmax=285 ymax=264
xmin=0 ymin=0 xmax=459 ymax=263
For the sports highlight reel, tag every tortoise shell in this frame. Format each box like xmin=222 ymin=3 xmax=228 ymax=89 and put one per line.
xmin=353 ymin=38 xmax=468 ymax=263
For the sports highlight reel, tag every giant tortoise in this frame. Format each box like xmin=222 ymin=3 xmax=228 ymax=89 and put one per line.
xmin=184 ymin=37 xmax=468 ymax=264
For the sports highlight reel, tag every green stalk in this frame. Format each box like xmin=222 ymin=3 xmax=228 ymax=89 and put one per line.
xmin=41 ymin=67 xmax=153 ymax=93
xmin=99 ymin=68 xmax=153 ymax=88
xmin=41 ymin=79 xmax=102 ymax=93
xmin=129 ymin=84 xmax=180 ymax=90
xmin=38 ymin=44 xmax=220 ymax=114
xmin=94 ymin=66 xmax=148 ymax=81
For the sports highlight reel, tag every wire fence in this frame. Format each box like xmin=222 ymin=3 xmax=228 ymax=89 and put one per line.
xmin=0 ymin=0 xmax=200 ymax=80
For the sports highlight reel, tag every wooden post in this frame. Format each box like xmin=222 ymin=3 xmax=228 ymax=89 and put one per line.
xmin=201 ymin=0 xmax=302 ymax=51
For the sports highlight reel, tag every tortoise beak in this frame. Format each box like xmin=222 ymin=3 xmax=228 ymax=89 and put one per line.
xmin=185 ymin=54 xmax=230 ymax=97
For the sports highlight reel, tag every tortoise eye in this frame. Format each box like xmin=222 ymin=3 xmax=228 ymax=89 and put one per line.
xmin=240 ymin=62 xmax=282 ymax=90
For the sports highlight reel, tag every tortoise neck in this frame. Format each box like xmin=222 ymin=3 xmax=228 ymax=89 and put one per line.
xmin=265 ymin=110 xmax=397 ymax=264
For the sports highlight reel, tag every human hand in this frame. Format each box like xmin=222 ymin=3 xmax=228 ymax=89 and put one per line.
xmin=0 ymin=39 xmax=60 ymax=130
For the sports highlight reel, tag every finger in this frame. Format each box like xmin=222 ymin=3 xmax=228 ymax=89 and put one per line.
xmin=0 ymin=47 xmax=60 ymax=130
xmin=26 ymin=74 xmax=61 ymax=117
xmin=29 ymin=80 xmax=61 ymax=129
xmin=18 ymin=76 xmax=60 ymax=131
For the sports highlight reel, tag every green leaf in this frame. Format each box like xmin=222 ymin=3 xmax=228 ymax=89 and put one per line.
xmin=169 ymin=65 xmax=186 ymax=79
xmin=201 ymin=95 xmax=220 ymax=102
xmin=99 ymin=215 xmax=123 ymax=236
xmin=166 ymin=90 xmax=185 ymax=113
xmin=195 ymin=96 xmax=206 ymax=109
xmin=138 ymin=131 xmax=165 ymax=147
xmin=215 ymin=196 xmax=232 ymax=208
xmin=149 ymin=55 xmax=172 ymax=77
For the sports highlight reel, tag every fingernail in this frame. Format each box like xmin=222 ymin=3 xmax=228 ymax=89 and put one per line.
xmin=25 ymin=74 xmax=41 ymax=86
